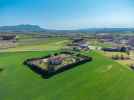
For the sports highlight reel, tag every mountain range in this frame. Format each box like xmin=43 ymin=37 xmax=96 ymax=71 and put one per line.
xmin=0 ymin=24 xmax=46 ymax=33
xmin=0 ymin=24 xmax=134 ymax=33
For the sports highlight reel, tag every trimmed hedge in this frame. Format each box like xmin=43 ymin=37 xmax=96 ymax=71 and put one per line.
xmin=24 ymin=52 xmax=92 ymax=79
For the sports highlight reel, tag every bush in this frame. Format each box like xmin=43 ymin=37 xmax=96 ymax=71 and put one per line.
xmin=0 ymin=68 xmax=3 ymax=72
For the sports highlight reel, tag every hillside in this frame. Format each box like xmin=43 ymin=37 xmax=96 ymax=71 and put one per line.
xmin=0 ymin=24 xmax=46 ymax=33
xmin=0 ymin=51 xmax=134 ymax=100
xmin=0 ymin=25 xmax=134 ymax=34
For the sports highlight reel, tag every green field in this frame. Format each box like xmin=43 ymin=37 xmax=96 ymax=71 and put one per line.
xmin=0 ymin=50 xmax=134 ymax=100
xmin=0 ymin=37 xmax=69 ymax=52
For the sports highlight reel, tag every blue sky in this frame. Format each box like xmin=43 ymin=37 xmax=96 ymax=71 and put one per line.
xmin=0 ymin=0 xmax=134 ymax=29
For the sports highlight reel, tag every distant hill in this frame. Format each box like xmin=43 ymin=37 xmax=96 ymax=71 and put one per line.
xmin=0 ymin=24 xmax=46 ymax=33
xmin=0 ymin=25 xmax=134 ymax=34
xmin=46 ymin=28 xmax=134 ymax=33
xmin=76 ymin=28 xmax=134 ymax=33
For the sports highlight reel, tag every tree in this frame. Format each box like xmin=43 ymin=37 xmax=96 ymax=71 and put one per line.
xmin=120 ymin=54 xmax=124 ymax=60
xmin=115 ymin=55 xmax=119 ymax=60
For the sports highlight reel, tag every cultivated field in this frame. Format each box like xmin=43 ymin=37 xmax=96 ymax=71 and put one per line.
xmin=0 ymin=50 xmax=134 ymax=100
xmin=1 ymin=35 xmax=134 ymax=100
xmin=100 ymin=50 xmax=134 ymax=67
xmin=0 ymin=37 xmax=69 ymax=52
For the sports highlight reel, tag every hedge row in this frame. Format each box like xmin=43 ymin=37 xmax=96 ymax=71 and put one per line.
xmin=24 ymin=52 xmax=92 ymax=79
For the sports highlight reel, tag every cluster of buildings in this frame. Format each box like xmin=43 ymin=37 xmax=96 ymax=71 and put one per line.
xmin=97 ymin=34 xmax=114 ymax=43
xmin=67 ymin=38 xmax=89 ymax=51
xmin=96 ymin=34 xmax=134 ymax=51
xmin=117 ymin=36 xmax=134 ymax=50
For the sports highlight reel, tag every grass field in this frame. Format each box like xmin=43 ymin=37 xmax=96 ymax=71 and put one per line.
xmin=0 ymin=50 xmax=134 ymax=100
xmin=0 ymin=37 xmax=69 ymax=52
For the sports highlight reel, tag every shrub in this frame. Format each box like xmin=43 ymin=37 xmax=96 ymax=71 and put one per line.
xmin=0 ymin=68 xmax=3 ymax=72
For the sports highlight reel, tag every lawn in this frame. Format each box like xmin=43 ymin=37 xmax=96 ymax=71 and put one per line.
xmin=0 ymin=51 xmax=134 ymax=100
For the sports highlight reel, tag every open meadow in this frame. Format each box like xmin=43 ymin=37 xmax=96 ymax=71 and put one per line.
xmin=1 ymin=50 xmax=134 ymax=100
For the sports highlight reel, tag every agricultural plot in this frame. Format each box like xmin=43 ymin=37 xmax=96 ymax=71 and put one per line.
xmin=100 ymin=50 xmax=134 ymax=68
xmin=0 ymin=37 xmax=69 ymax=52
xmin=1 ymin=51 xmax=134 ymax=100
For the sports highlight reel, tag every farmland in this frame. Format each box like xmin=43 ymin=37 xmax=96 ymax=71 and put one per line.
xmin=100 ymin=50 xmax=134 ymax=67
xmin=1 ymin=0 xmax=134 ymax=99
xmin=0 ymin=36 xmax=69 ymax=52
xmin=1 ymin=34 xmax=134 ymax=100
xmin=1 ymin=50 xmax=134 ymax=100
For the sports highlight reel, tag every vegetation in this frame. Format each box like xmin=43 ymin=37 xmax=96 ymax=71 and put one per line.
xmin=24 ymin=52 xmax=92 ymax=78
xmin=0 ymin=68 xmax=3 ymax=72
xmin=1 ymin=31 xmax=134 ymax=99
xmin=0 ymin=51 xmax=134 ymax=100
xmin=0 ymin=37 xmax=69 ymax=52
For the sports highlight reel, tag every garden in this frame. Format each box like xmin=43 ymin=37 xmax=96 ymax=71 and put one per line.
xmin=24 ymin=51 xmax=92 ymax=78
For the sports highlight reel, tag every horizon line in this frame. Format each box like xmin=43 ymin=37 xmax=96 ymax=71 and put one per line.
xmin=1 ymin=24 xmax=134 ymax=30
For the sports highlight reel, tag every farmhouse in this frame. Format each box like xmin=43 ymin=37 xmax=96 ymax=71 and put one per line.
xmin=114 ymin=36 xmax=134 ymax=49
xmin=68 ymin=38 xmax=89 ymax=51
xmin=97 ymin=34 xmax=114 ymax=43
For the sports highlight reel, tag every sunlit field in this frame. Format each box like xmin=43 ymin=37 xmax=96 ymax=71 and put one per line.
xmin=0 ymin=50 xmax=134 ymax=100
